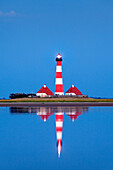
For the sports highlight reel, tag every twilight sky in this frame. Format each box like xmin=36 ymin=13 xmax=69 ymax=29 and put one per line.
xmin=0 ymin=0 xmax=113 ymax=98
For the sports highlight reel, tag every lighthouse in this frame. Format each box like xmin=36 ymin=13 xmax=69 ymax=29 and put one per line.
xmin=55 ymin=112 xmax=64 ymax=157
xmin=55 ymin=53 xmax=64 ymax=95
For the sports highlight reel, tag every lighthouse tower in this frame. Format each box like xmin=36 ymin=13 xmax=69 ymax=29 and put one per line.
xmin=55 ymin=112 xmax=64 ymax=157
xmin=55 ymin=53 xmax=64 ymax=95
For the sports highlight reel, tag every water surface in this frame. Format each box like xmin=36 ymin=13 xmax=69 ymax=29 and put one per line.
xmin=0 ymin=106 xmax=113 ymax=170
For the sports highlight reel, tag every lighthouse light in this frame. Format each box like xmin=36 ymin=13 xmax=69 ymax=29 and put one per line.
xmin=57 ymin=54 xmax=61 ymax=59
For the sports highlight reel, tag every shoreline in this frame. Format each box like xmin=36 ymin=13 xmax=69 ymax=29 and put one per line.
xmin=0 ymin=102 xmax=113 ymax=107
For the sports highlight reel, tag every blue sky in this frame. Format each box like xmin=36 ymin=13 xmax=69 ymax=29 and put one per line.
xmin=0 ymin=0 xmax=113 ymax=98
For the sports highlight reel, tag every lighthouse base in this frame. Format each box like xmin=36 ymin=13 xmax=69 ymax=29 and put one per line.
xmin=55 ymin=92 xmax=64 ymax=95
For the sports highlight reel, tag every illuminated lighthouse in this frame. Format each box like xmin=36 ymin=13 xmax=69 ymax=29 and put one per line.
xmin=55 ymin=112 xmax=64 ymax=157
xmin=55 ymin=53 xmax=64 ymax=95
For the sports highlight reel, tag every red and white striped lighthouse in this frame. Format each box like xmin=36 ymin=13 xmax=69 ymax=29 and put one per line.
xmin=55 ymin=112 xmax=64 ymax=157
xmin=55 ymin=53 xmax=64 ymax=95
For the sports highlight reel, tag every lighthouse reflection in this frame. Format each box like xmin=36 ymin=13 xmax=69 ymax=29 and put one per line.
xmin=55 ymin=112 xmax=63 ymax=157
xmin=10 ymin=106 xmax=88 ymax=157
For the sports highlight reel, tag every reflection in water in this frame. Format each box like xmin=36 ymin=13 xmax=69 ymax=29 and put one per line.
xmin=56 ymin=112 xmax=63 ymax=157
xmin=10 ymin=106 xmax=88 ymax=157
xmin=36 ymin=107 xmax=53 ymax=122
xmin=66 ymin=109 xmax=82 ymax=122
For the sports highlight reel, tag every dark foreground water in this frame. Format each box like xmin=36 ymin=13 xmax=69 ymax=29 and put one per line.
xmin=0 ymin=106 xmax=113 ymax=170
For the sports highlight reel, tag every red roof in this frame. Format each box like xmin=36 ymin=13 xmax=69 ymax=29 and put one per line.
xmin=39 ymin=113 xmax=53 ymax=121
xmin=66 ymin=85 xmax=82 ymax=95
xmin=67 ymin=111 xmax=82 ymax=121
xmin=37 ymin=85 xmax=54 ymax=95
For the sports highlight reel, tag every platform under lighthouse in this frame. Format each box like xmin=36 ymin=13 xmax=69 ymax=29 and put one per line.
xmin=55 ymin=53 xmax=64 ymax=95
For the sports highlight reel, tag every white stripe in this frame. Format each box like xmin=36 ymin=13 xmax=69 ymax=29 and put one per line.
xmin=56 ymin=78 xmax=63 ymax=85
xmin=56 ymin=112 xmax=64 ymax=115
xmin=36 ymin=93 xmax=47 ymax=96
xmin=55 ymin=92 xmax=64 ymax=95
xmin=66 ymin=93 xmax=76 ymax=96
xmin=37 ymin=112 xmax=48 ymax=115
xmin=56 ymin=121 xmax=63 ymax=127
xmin=66 ymin=112 xmax=76 ymax=115
xmin=57 ymin=132 xmax=62 ymax=139
xmin=56 ymin=66 xmax=62 ymax=72
xmin=37 ymin=112 xmax=47 ymax=115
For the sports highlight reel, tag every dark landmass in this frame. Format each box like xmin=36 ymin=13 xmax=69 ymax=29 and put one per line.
xmin=0 ymin=97 xmax=113 ymax=107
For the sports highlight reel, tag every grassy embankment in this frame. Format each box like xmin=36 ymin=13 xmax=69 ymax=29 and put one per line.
xmin=0 ymin=98 xmax=113 ymax=103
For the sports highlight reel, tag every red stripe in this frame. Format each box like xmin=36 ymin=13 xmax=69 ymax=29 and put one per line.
xmin=56 ymin=115 xmax=63 ymax=120
xmin=56 ymin=72 xmax=62 ymax=78
xmin=55 ymin=84 xmax=63 ymax=92
xmin=56 ymin=127 xmax=62 ymax=131
xmin=57 ymin=61 xmax=61 ymax=66
xmin=57 ymin=140 xmax=62 ymax=146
